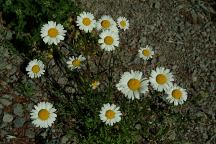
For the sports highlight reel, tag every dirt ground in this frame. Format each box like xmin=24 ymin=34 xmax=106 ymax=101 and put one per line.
xmin=0 ymin=0 xmax=216 ymax=143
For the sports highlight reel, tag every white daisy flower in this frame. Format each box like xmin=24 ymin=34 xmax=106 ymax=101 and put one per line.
xmin=149 ymin=67 xmax=174 ymax=92
xmin=98 ymin=30 xmax=119 ymax=51
xmin=90 ymin=80 xmax=100 ymax=89
xmin=26 ymin=59 xmax=45 ymax=78
xmin=30 ymin=102 xmax=57 ymax=128
xmin=66 ymin=55 xmax=86 ymax=70
xmin=76 ymin=11 xmax=96 ymax=33
xmin=40 ymin=21 xmax=66 ymax=45
xmin=116 ymin=70 xmax=149 ymax=100
xmin=97 ymin=15 xmax=117 ymax=31
xmin=138 ymin=45 xmax=154 ymax=60
xmin=117 ymin=17 xmax=129 ymax=31
xmin=165 ymin=84 xmax=187 ymax=106
xmin=99 ymin=103 xmax=122 ymax=126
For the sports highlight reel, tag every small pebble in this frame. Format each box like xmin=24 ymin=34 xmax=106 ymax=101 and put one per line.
xmin=14 ymin=117 xmax=25 ymax=128
xmin=25 ymin=129 xmax=35 ymax=138
xmin=13 ymin=103 xmax=24 ymax=117
xmin=0 ymin=98 xmax=12 ymax=107
xmin=3 ymin=113 xmax=14 ymax=123
xmin=0 ymin=104 xmax=3 ymax=109
xmin=61 ymin=135 xmax=69 ymax=144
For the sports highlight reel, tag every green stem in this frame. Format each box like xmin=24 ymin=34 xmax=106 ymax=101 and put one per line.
xmin=107 ymin=51 xmax=114 ymax=99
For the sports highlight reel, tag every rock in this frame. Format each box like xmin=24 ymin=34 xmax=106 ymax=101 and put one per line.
xmin=168 ymin=130 xmax=176 ymax=140
xmin=57 ymin=77 xmax=68 ymax=86
xmin=27 ymin=103 xmax=34 ymax=111
xmin=9 ymin=66 xmax=17 ymax=75
xmin=25 ymin=129 xmax=35 ymax=138
xmin=60 ymin=135 xmax=69 ymax=144
xmin=0 ymin=109 xmax=2 ymax=115
xmin=3 ymin=113 xmax=13 ymax=123
xmin=0 ymin=104 xmax=3 ymax=109
xmin=192 ymin=75 xmax=197 ymax=82
xmin=65 ymin=87 xmax=76 ymax=94
xmin=10 ymin=75 xmax=18 ymax=82
xmin=30 ymin=97 xmax=39 ymax=103
xmin=0 ymin=130 xmax=8 ymax=138
xmin=0 ymin=123 xmax=7 ymax=128
xmin=0 ymin=81 xmax=7 ymax=87
xmin=5 ymin=64 xmax=12 ymax=70
xmin=203 ymin=132 xmax=208 ymax=140
xmin=2 ymin=94 xmax=13 ymax=100
xmin=14 ymin=117 xmax=25 ymax=128
xmin=3 ymin=49 xmax=9 ymax=57
xmin=149 ymin=25 xmax=155 ymax=30
xmin=0 ymin=97 xmax=12 ymax=106
xmin=155 ymin=1 xmax=160 ymax=9
xmin=172 ymin=65 xmax=177 ymax=70
xmin=13 ymin=104 xmax=24 ymax=117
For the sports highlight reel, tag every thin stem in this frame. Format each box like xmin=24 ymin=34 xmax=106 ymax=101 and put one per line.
xmin=107 ymin=51 xmax=114 ymax=99
xmin=97 ymin=50 xmax=104 ymax=75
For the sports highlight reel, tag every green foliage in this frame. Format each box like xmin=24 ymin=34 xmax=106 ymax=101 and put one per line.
xmin=1 ymin=0 xmax=80 ymax=54
xmin=15 ymin=80 xmax=35 ymax=97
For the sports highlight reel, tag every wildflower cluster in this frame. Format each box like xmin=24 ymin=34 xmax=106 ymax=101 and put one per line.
xmin=25 ymin=11 xmax=187 ymax=128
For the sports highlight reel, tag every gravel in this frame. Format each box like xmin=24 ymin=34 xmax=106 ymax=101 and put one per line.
xmin=3 ymin=113 xmax=13 ymax=123
xmin=13 ymin=103 xmax=24 ymax=117
xmin=0 ymin=95 xmax=12 ymax=106
xmin=13 ymin=117 xmax=25 ymax=128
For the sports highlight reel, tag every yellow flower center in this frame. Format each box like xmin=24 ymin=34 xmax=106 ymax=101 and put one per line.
xmin=101 ymin=20 xmax=110 ymax=29
xmin=38 ymin=109 xmax=50 ymax=120
xmin=82 ymin=17 xmax=91 ymax=26
xmin=142 ymin=49 xmax=150 ymax=56
xmin=32 ymin=65 xmax=40 ymax=74
xmin=104 ymin=36 xmax=114 ymax=45
xmin=120 ymin=20 xmax=126 ymax=27
xmin=47 ymin=53 xmax=53 ymax=59
xmin=92 ymin=81 xmax=98 ymax=87
xmin=72 ymin=59 xmax=81 ymax=67
xmin=48 ymin=28 xmax=58 ymax=38
xmin=172 ymin=89 xmax=182 ymax=99
xmin=127 ymin=79 xmax=141 ymax=91
xmin=105 ymin=110 xmax=115 ymax=119
xmin=156 ymin=74 xmax=167 ymax=85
